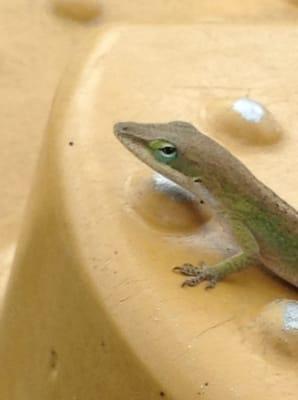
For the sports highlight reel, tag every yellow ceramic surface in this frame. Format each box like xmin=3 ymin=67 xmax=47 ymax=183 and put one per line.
xmin=0 ymin=2 xmax=297 ymax=400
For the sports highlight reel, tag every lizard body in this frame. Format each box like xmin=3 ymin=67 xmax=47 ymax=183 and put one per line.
xmin=114 ymin=121 xmax=298 ymax=288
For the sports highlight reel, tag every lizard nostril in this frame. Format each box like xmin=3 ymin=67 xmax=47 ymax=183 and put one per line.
xmin=114 ymin=123 xmax=130 ymax=136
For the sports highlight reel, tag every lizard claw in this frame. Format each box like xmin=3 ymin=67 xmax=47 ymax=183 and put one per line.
xmin=173 ymin=262 xmax=219 ymax=289
xmin=173 ymin=263 xmax=196 ymax=275
xmin=172 ymin=262 xmax=206 ymax=276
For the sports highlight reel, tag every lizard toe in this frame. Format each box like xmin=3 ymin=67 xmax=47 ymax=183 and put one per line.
xmin=172 ymin=263 xmax=204 ymax=276
xmin=180 ymin=268 xmax=220 ymax=289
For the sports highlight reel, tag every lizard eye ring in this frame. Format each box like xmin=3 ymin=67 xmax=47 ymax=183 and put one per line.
xmin=155 ymin=144 xmax=177 ymax=163
xmin=149 ymin=140 xmax=177 ymax=163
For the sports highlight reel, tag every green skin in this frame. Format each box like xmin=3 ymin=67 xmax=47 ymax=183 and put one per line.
xmin=114 ymin=121 xmax=298 ymax=289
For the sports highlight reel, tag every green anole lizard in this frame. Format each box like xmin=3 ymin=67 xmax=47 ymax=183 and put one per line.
xmin=114 ymin=121 xmax=298 ymax=289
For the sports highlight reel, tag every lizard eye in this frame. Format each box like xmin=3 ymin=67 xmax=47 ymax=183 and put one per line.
xmin=149 ymin=140 xmax=177 ymax=163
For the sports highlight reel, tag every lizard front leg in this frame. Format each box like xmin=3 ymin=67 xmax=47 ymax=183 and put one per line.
xmin=173 ymin=220 xmax=260 ymax=289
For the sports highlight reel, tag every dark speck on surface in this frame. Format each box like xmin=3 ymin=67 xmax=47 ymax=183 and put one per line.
xmin=49 ymin=348 xmax=58 ymax=369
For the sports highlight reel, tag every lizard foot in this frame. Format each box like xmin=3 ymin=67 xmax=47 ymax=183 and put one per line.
xmin=173 ymin=263 xmax=219 ymax=289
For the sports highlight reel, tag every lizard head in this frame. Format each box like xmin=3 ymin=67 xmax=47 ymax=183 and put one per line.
xmin=113 ymin=120 xmax=253 ymax=202
xmin=114 ymin=121 xmax=218 ymax=190
xmin=114 ymin=120 xmax=258 ymax=211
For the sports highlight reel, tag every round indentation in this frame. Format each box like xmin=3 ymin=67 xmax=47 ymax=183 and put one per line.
xmin=51 ymin=0 xmax=100 ymax=21
xmin=253 ymin=299 xmax=298 ymax=357
xmin=204 ymin=97 xmax=282 ymax=146
xmin=126 ymin=173 xmax=211 ymax=233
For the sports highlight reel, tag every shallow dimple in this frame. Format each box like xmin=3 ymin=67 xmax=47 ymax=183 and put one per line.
xmin=203 ymin=96 xmax=283 ymax=146
xmin=125 ymin=172 xmax=211 ymax=234
xmin=51 ymin=0 xmax=101 ymax=22
xmin=246 ymin=299 xmax=298 ymax=360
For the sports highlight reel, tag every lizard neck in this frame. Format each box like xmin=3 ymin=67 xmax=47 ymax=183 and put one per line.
xmin=175 ymin=156 xmax=298 ymax=237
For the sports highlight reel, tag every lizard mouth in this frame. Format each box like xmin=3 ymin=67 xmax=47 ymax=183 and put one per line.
xmin=113 ymin=121 xmax=207 ymax=202
xmin=114 ymin=122 xmax=149 ymax=160
xmin=113 ymin=122 xmax=130 ymax=137
xmin=114 ymin=122 xmax=140 ymax=143
xmin=114 ymin=122 xmax=136 ymax=149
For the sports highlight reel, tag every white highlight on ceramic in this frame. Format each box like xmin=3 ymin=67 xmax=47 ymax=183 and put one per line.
xmin=283 ymin=300 xmax=298 ymax=331
xmin=153 ymin=173 xmax=194 ymax=201
xmin=232 ymin=98 xmax=265 ymax=123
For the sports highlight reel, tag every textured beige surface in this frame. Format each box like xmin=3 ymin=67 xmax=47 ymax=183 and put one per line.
xmin=0 ymin=1 xmax=85 ymax=253
xmin=0 ymin=2 xmax=297 ymax=400
xmin=1 ymin=1 xmax=298 ymax=284
xmin=89 ymin=0 xmax=298 ymax=23
xmin=0 ymin=24 xmax=297 ymax=399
